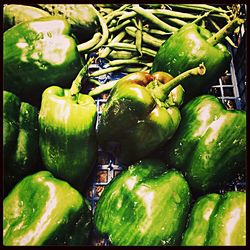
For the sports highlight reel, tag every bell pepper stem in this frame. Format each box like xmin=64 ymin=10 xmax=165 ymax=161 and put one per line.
xmin=207 ymin=17 xmax=245 ymax=46
xmin=152 ymin=64 xmax=206 ymax=102
xmin=70 ymin=58 xmax=94 ymax=98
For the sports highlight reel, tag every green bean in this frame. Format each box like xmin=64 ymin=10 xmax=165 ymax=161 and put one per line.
xmin=122 ymin=38 xmax=134 ymax=43
xmin=117 ymin=11 xmax=137 ymax=24
xmin=168 ymin=4 xmax=229 ymax=13
xmin=210 ymin=13 xmax=231 ymax=21
xmin=88 ymin=78 xmax=102 ymax=86
xmin=165 ymin=18 xmax=187 ymax=27
xmin=108 ymin=18 xmax=118 ymax=28
xmin=89 ymin=7 xmax=109 ymax=52
xmin=89 ymin=80 xmax=118 ymax=96
xmin=105 ymin=11 xmax=124 ymax=24
xmin=89 ymin=66 xmax=124 ymax=77
xmin=132 ymin=4 xmax=178 ymax=33
xmin=108 ymin=50 xmax=138 ymax=60
xmin=109 ymin=19 xmax=131 ymax=33
xmin=135 ymin=18 xmax=143 ymax=57
xmin=125 ymin=26 xmax=164 ymax=48
xmin=142 ymin=27 xmax=173 ymax=36
xmin=105 ymin=4 xmax=131 ymax=23
xmin=105 ymin=43 xmax=157 ymax=57
xmin=149 ymin=9 xmax=199 ymax=19
xmin=98 ymin=31 xmax=126 ymax=58
xmin=192 ymin=11 xmax=211 ymax=24
xmin=108 ymin=57 xmax=151 ymax=67
xmin=122 ymin=65 xmax=149 ymax=73
xmin=77 ymin=32 xmax=102 ymax=52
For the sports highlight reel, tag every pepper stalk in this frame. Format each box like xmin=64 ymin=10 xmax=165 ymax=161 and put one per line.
xmin=149 ymin=64 xmax=206 ymax=102
xmin=207 ymin=17 xmax=245 ymax=46
xmin=69 ymin=57 xmax=94 ymax=101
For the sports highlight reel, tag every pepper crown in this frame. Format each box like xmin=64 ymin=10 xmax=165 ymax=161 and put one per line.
xmin=69 ymin=57 xmax=94 ymax=101
xmin=149 ymin=64 xmax=206 ymax=103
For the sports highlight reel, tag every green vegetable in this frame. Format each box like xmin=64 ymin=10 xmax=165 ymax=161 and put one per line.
xmin=98 ymin=65 xmax=205 ymax=165
xmin=3 ymin=171 xmax=91 ymax=246
xmin=125 ymin=26 xmax=165 ymax=48
xmin=182 ymin=191 xmax=246 ymax=246
xmin=39 ymin=60 xmax=97 ymax=191
xmin=76 ymin=32 xmax=102 ymax=53
xmin=3 ymin=90 xmax=39 ymax=195
xmin=105 ymin=42 xmax=157 ymax=57
xmin=166 ymin=95 xmax=246 ymax=193
xmin=151 ymin=18 xmax=244 ymax=102
xmin=94 ymin=159 xmax=191 ymax=246
xmin=98 ymin=31 xmax=126 ymax=58
xmin=4 ymin=16 xmax=82 ymax=106
xmin=37 ymin=4 xmax=99 ymax=42
xmin=132 ymin=4 xmax=178 ymax=33
xmin=3 ymin=4 xmax=50 ymax=30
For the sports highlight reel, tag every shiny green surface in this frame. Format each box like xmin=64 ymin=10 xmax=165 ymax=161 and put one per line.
xmin=181 ymin=193 xmax=221 ymax=246
xmin=3 ymin=171 xmax=91 ymax=246
xmin=182 ymin=191 xmax=246 ymax=246
xmin=97 ymin=72 xmax=182 ymax=165
xmin=167 ymin=95 xmax=246 ymax=193
xmin=206 ymin=191 xmax=246 ymax=246
xmin=38 ymin=4 xmax=99 ymax=42
xmin=3 ymin=4 xmax=50 ymax=30
xmin=151 ymin=23 xmax=231 ymax=102
xmin=94 ymin=159 xmax=191 ymax=246
xmin=3 ymin=91 xmax=39 ymax=195
xmin=4 ymin=16 xmax=82 ymax=106
xmin=39 ymin=86 xmax=97 ymax=190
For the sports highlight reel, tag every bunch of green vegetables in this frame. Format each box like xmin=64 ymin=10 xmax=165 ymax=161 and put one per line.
xmin=90 ymin=3 xmax=240 ymax=76
xmin=3 ymin=3 xmax=246 ymax=247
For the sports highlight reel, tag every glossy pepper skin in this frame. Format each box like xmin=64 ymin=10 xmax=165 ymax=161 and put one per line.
xmin=3 ymin=171 xmax=91 ymax=246
xmin=151 ymin=23 xmax=231 ymax=102
xmin=94 ymin=159 xmax=191 ymax=246
xmin=3 ymin=16 xmax=82 ymax=106
xmin=182 ymin=191 xmax=246 ymax=246
xmin=39 ymin=86 xmax=97 ymax=191
xmin=3 ymin=90 xmax=39 ymax=195
xmin=97 ymin=72 xmax=185 ymax=165
xmin=166 ymin=95 xmax=246 ymax=193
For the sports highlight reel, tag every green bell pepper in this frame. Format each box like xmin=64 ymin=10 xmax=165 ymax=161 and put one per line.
xmin=94 ymin=159 xmax=191 ymax=246
xmin=39 ymin=59 xmax=97 ymax=191
xmin=166 ymin=95 xmax=246 ymax=193
xmin=3 ymin=16 xmax=83 ymax=106
xmin=151 ymin=18 xmax=244 ymax=102
xmin=182 ymin=191 xmax=246 ymax=246
xmin=3 ymin=171 xmax=91 ymax=246
xmin=3 ymin=90 xmax=39 ymax=196
xmin=98 ymin=64 xmax=206 ymax=165
xmin=3 ymin=4 xmax=51 ymax=31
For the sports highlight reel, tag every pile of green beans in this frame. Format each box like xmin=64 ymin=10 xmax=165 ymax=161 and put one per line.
xmin=88 ymin=3 xmax=238 ymax=78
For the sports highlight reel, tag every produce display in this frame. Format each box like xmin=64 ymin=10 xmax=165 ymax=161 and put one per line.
xmin=3 ymin=3 xmax=246 ymax=247
xmin=3 ymin=171 xmax=91 ymax=246
xmin=3 ymin=91 xmax=39 ymax=195
xmin=98 ymin=65 xmax=205 ymax=164
xmin=94 ymin=159 xmax=191 ymax=246
xmin=181 ymin=191 xmax=246 ymax=246
xmin=166 ymin=95 xmax=246 ymax=193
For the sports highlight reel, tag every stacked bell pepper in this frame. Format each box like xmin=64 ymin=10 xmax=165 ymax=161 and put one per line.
xmin=3 ymin=4 xmax=246 ymax=247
